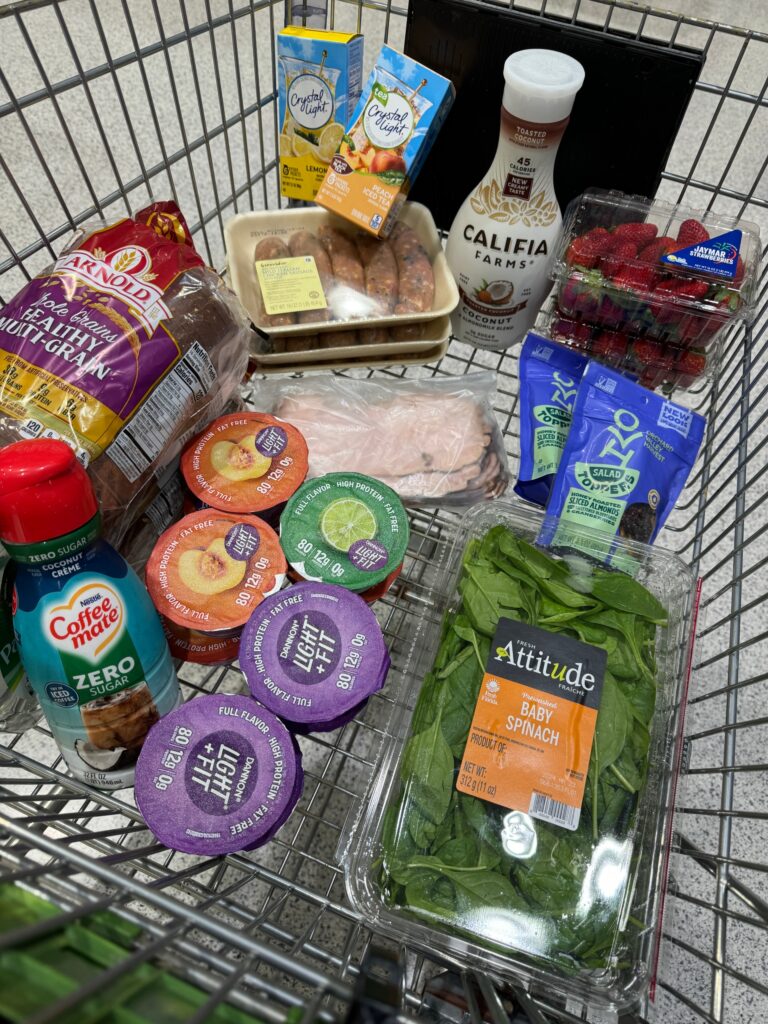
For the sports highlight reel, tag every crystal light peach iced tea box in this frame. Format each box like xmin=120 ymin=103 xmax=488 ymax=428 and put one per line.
xmin=277 ymin=27 xmax=364 ymax=202
xmin=315 ymin=45 xmax=455 ymax=238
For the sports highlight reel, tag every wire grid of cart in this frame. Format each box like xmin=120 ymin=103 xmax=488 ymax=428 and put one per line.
xmin=1 ymin=1 xmax=767 ymax=1022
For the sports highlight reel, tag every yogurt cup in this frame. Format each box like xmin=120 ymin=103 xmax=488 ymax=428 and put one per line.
xmin=135 ymin=693 xmax=302 ymax=855
xmin=181 ymin=412 xmax=308 ymax=516
xmin=161 ymin=616 xmax=242 ymax=665
xmin=280 ymin=473 xmax=409 ymax=594
xmin=239 ymin=582 xmax=390 ymax=732
xmin=146 ymin=510 xmax=287 ymax=634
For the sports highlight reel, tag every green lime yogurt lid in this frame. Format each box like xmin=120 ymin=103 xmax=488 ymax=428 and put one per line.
xmin=280 ymin=473 xmax=410 ymax=592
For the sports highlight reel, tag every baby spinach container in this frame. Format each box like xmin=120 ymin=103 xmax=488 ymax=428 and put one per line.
xmin=345 ymin=499 xmax=697 ymax=1017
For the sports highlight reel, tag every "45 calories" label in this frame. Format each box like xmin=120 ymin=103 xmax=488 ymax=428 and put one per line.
xmin=457 ymin=620 xmax=605 ymax=831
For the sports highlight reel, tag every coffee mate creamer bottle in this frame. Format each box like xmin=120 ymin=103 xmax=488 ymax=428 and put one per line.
xmin=446 ymin=49 xmax=584 ymax=349
xmin=0 ymin=439 xmax=181 ymax=789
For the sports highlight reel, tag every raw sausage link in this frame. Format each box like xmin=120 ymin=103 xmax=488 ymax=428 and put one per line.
xmin=355 ymin=235 xmax=399 ymax=314
xmin=254 ymin=237 xmax=297 ymax=327
xmin=318 ymin=226 xmax=365 ymax=293
xmin=389 ymin=323 xmax=422 ymax=342
xmin=288 ymin=230 xmax=333 ymax=324
xmin=391 ymin=223 xmax=435 ymax=315
xmin=358 ymin=327 xmax=390 ymax=345
xmin=320 ymin=329 xmax=359 ymax=348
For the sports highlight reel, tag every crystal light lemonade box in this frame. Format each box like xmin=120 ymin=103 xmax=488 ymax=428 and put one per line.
xmin=277 ymin=27 xmax=364 ymax=202
xmin=315 ymin=45 xmax=455 ymax=237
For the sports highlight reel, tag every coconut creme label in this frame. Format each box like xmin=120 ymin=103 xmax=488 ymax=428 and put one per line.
xmin=12 ymin=538 xmax=180 ymax=789
xmin=40 ymin=578 xmax=146 ymax=706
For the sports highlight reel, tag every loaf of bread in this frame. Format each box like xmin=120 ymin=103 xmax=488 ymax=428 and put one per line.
xmin=0 ymin=202 xmax=250 ymax=545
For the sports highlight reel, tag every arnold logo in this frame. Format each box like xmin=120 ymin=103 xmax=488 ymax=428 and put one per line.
xmin=49 ymin=582 xmax=124 ymax=659
xmin=53 ymin=244 xmax=169 ymax=332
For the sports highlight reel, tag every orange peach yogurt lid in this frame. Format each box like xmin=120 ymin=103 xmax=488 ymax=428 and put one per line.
xmin=146 ymin=509 xmax=287 ymax=633
xmin=181 ymin=412 xmax=308 ymax=515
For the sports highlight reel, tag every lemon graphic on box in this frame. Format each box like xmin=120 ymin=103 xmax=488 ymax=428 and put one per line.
xmin=292 ymin=135 xmax=319 ymax=159
xmin=321 ymin=498 xmax=377 ymax=552
xmin=318 ymin=123 xmax=344 ymax=163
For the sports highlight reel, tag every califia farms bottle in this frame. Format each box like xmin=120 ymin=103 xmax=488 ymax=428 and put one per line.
xmin=446 ymin=49 xmax=585 ymax=349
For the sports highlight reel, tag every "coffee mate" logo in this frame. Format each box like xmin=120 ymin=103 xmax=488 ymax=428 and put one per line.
xmin=49 ymin=582 xmax=124 ymax=660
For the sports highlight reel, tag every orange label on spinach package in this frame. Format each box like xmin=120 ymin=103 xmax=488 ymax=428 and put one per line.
xmin=457 ymin=620 xmax=606 ymax=831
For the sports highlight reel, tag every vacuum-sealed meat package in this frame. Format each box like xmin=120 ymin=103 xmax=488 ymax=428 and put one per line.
xmin=0 ymin=202 xmax=249 ymax=544
xmin=246 ymin=372 xmax=510 ymax=506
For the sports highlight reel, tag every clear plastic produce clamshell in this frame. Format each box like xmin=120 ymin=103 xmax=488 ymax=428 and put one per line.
xmin=345 ymin=500 xmax=697 ymax=1014
xmin=547 ymin=188 xmax=762 ymax=391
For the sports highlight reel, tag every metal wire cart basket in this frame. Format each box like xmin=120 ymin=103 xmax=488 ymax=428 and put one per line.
xmin=1 ymin=1 xmax=766 ymax=1022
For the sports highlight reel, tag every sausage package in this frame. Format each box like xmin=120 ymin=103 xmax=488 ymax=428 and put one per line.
xmin=542 ymin=362 xmax=705 ymax=561
xmin=514 ymin=332 xmax=589 ymax=508
xmin=225 ymin=203 xmax=458 ymax=342
xmin=246 ymin=371 xmax=510 ymax=506
xmin=0 ymin=202 xmax=249 ymax=544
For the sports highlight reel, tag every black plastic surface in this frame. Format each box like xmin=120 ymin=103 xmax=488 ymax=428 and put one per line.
xmin=405 ymin=0 xmax=704 ymax=231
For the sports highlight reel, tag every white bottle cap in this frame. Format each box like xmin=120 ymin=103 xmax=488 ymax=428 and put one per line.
xmin=503 ymin=49 xmax=585 ymax=124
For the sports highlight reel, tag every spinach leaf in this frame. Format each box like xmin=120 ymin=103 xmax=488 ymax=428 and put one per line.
xmin=402 ymin=718 xmax=454 ymax=825
xmin=591 ymin=573 xmax=668 ymax=624
xmin=594 ymin=675 xmax=629 ymax=772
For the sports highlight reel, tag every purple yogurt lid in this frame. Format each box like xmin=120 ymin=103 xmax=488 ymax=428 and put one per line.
xmin=135 ymin=694 xmax=302 ymax=856
xmin=239 ymin=582 xmax=389 ymax=730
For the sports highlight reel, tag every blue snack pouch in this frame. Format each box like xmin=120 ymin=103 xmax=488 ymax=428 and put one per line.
xmin=514 ymin=332 xmax=589 ymax=507
xmin=543 ymin=362 xmax=705 ymax=564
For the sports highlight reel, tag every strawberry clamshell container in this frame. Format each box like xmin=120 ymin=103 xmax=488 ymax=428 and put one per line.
xmin=547 ymin=189 xmax=761 ymax=389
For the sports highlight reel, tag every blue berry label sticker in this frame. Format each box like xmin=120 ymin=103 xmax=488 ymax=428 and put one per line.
xmin=224 ymin=523 xmax=261 ymax=561
xmin=661 ymin=228 xmax=742 ymax=280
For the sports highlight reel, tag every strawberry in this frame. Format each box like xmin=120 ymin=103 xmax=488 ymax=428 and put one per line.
xmin=638 ymin=236 xmax=678 ymax=265
xmin=566 ymin=232 xmax=611 ymax=269
xmin=734 ymin=256 xmax=746 ymax=284
xmin=600 ymin=240 xmax=638 ymax=279
xmin=674 ymin=349 xmax=707 ymax=388
xmin=649 ymin=277 xmax=683 ymax=325
xmin=559 ymin=269 xmax=604 ymax=317
xmin=611 ymin=264 xmax=656 ymax=298
xmin=672 ymin=279 xmax=710 ymax=301
xmin=595 ymin=295 xmax=626 ymax=329
xmin=593 ymin=330 xmax=628 ymax=367
xmin=550 ymin=315 xmax=593 ymax=350
xmin=613 ymin=222 xmax=658 ymax=247
xmin=677 ymin=219 xmax=709 ymax=246
xmin=631 ymin=339 xmax=673 ymax=388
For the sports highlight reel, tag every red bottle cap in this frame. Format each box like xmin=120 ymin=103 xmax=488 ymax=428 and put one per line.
xmin=0 ymin=439 xmax=98 ymax=545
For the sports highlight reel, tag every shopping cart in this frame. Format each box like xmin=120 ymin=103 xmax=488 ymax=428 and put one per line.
xmin=0 ymin=1 xmax=766 ymax=1022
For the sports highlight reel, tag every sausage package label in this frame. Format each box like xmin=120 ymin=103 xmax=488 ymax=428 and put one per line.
xmin=0 ymin=203 xmax=203 ymax=461
xmin=457 ymin=619 xmax=605 ymax=831
xmin=255 ymin=256 xmax=328 ymax=316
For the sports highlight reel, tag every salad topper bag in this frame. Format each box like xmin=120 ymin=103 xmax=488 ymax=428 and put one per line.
xmin=542 ymin=362 xmax=705 ymax=563
xmin=515 ymin=333 xmax=589 ymax=508
xmin=0 ymin=201 xmax=250 ymax=545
